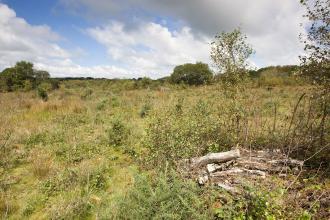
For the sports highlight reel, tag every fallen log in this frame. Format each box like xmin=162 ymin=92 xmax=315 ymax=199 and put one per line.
xmin=210 ymin=168 xmax=266 ymax=178
xmin=210 ymin=168 xmax=244 ymax=177
xmin=207 ymin=160 xmax=236 ymax=173
xmin=236 ymin=159 xmax=270 ymax=171
xmin=242 ymin=168 xmax=266 ymax=178
xmin=190 ymin=149 xmax=240 ymax=168
xmin=184 ymin=148 xmax=306 ymax=194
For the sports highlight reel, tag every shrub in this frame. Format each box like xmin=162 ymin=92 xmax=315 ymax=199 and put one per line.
xmin=37 ymin=87 xmax=48 ymax=101
xmin=81 ymin=88 xmax=93 ymax=100
xmin=23 ymin=80 xmax=33 ymax=91
xmin=22 ymin=194 xmax=47 ymax=217
xmin=144 ymin=100 xmax=231 ymax=168
xmin=47 ymin=190 xmax=91 ymax=220
xmin=49 ymin=79 xmax=60 ymax=90
xmin=134 ymin=77 xmax=154 ymax=89
xmin=41 ymin=162 xmax=109 ymax=196
xmin=107 ymin=117 xmax=130 ymax=147
xmin=96 ymin=99 xmax=108 ymax=111
xmin=139 ymin=101 xmax=152 ymax=118
xmin=285 ymin=92 xmax=330 ymax=168
xmin=30 ymin=150 xmax=53 ymax=179
xmin=214 ymin=187 xmax=283 ymax=219
xmin=111 ymin=170 xmax=214 ymax=220
xmin=110 ymin=96 xmax=120 ymax=107
xmin=170 ymin=62 xmax=213 ymax=85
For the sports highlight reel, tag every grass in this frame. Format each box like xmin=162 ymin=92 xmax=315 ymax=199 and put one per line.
xmin=0 ymin=80 xmax=329 ymax=219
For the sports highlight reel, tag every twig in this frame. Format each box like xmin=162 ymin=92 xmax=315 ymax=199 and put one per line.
xmin=308 ymin=191 xmax=326 ymax=213
xmin=303 ymin=143 xmax=330 ymax=163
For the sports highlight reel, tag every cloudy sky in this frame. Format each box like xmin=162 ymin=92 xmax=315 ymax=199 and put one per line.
xmin=0 ymin=0 xmax=306 ymax=78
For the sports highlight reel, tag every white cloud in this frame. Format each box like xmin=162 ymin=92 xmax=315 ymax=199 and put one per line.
xmin=62 ymin=0 xmax=307 ymax=67
xmin=35 ymin=59 xmax=131 ymax=78
xmin=0 ymin=4 xmax=72 ymax=72
xmin=0 ymin=3 xmax=138 ymax=78
xmin=1 ymin=1 xmax=308 ymax=78
xmin=87 ymin=21 xmax=210 ymax=78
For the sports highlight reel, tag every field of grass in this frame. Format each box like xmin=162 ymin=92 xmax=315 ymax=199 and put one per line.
xmin=0 ymin=80 xmax=329 ymax=219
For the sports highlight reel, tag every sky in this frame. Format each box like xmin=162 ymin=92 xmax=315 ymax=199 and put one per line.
xmin=0 ymin=0 xmax=307 ymax=78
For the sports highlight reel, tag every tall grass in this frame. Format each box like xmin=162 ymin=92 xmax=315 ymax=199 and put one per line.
xmin=0 ymin=80 xmax=328 ymax=219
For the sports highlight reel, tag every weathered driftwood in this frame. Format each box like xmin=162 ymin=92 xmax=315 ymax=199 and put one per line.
xmin=190 ymin=149 xmax=240 ymax=168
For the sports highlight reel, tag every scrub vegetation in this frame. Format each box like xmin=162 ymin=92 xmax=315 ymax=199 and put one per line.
xmin=0 ymin=76 xmax=329 ymax=219
xmin=0 ymin=1 xmax=329 ymax=219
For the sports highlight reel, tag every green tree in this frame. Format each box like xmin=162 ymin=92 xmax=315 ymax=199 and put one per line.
xmin=211 ymin=28 xmax=254 ymax=83
xmin=0 ymin=61 xmax=52 ymax=92
xmin=14 ymin=61 xmax=34 ymax=85
xmin=0 ymin=68 xmax=15 ymax=91
xmin=34 ymin=70 xmax=50 ymax=80
xmin=33 ymin=70 xmax=50 ymax=88
xmin=170 ymin=62 xmax=213 ymax=85
xmin=300 ymin=0 xmax=330 ymax=86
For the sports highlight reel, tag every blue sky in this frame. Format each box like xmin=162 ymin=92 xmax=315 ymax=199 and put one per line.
xmin=0 ymin=0 xmax=306 ymax=78
xmin=1 ymin=0 xmax=109 ymax=66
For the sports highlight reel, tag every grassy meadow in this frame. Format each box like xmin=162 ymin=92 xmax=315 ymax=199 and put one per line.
xmin=0 ymin=79 xmax=329 ymax=219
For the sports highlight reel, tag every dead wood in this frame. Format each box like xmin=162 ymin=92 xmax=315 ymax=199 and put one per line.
xmin=181 ymin=148 xmax=304 ymax=193
xmin=190 ymin=149 xmax=240 ymax=168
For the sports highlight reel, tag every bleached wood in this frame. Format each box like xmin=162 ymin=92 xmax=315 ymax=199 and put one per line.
xmin=191 ymin=149 xmax=240 ymax=168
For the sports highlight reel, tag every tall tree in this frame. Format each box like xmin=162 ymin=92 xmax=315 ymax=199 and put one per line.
xmin=300 ymin=0 xmax=330 ymax=86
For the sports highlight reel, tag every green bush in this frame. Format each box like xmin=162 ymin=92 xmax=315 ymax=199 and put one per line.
xmin=214 ymin=187 xmax=283 ymax=219
xmin=96 ymin=99 xmax=108 ymax=111
xmin=144 ymin=100 xmax=231 ymax=168
xmin=37 ymin=87 xmax=48 ymax=101
xmin=107 ymin=117 xmax=130 ymax=147
xmin=110 ymin=170 xmax=214 ymax=220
